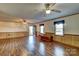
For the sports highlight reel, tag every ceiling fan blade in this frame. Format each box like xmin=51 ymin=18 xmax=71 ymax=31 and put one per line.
xmin=49 ymin=3 xmax=56 ymax=8
xmin=51 ymin=9 xmax=61 ymax=13
xmin=44 ymin=3 xmax=56 ymax=10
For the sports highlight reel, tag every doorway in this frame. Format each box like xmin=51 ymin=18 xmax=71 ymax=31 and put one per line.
xmin=29 ymin=25 xmax=37 ymax=36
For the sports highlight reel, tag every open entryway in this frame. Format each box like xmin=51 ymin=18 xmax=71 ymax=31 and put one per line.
xmin=29 ymin=25 xmax=37 ymax=36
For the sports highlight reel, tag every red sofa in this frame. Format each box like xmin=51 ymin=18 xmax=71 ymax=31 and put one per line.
xmin=38 ymin=34 xmax=53 ymax=42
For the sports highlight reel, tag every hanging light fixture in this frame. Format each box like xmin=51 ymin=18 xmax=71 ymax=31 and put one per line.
xmin=45 ymin=4 xmax=51 ymax=14
xmin=22 ymin=19 xmax=27 ymax=24
xmin=46 ymin=9 xmax=51 ymax=14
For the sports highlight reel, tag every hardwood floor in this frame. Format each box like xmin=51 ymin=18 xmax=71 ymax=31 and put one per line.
xmin=0 ymin=35 xmax=79 ymax=56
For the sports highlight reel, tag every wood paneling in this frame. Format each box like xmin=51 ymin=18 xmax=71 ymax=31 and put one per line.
xmin=54 ymin=34 xmax=79 ymax=47
xmin=44 ymin=32 xmax=79 ymax=48
xmin=0 ymin=32 xmax=28 ymax=39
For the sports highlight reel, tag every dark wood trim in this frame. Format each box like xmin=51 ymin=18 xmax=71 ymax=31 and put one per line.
xmin=45 ymin=32 xmax=54 ymax=34
xmin=54 ymin=33 xmax=79 ymax=36
xmin=45 ymin=32 xmax=79 ymax=36
xmin=33 ymin=13 xmax=79 ymax=24
xmin=64 ymin=34 xmax=79 ymax=36
xmin=37 ymin=31 xmax=79 ymax=36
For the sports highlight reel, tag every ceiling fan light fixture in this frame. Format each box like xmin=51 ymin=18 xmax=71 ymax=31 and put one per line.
xmin=46 ymin=10 xmax=51 ymax=14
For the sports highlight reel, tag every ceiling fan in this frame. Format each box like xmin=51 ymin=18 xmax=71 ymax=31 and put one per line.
xmin=35 ymin=3 xmax=61 ymax=18
xmin=44 ymin=3 xmax=61 ymax=14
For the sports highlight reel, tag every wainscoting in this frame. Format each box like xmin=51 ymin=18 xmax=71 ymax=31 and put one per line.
xmin=37 ymin=32 xmax=79 ymax=48
xmin=0 ymin=32 xmax=28 ymax=39
xmin=53 ymin=34 xmax=79 ymax=48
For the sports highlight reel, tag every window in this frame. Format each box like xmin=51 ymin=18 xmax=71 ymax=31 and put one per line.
xmin=40 ymin=24 xmax=44 ymax=34
xmin=54 ymin=20 xmax=64 ymax=36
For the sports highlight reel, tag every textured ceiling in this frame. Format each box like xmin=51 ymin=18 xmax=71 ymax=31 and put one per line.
xmin=0 ymin=3 xmax=79 ymax=23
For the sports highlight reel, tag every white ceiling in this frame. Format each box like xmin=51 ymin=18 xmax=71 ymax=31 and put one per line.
xmin=0 ymin=3 xmax=79 ymax=23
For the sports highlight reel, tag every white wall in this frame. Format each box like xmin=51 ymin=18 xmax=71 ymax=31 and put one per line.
xmin=54 ymin=14 xmax=79 ymax=35
xmin=35 ymin=14 xmax=79 ymax=35
xmin=0 ymin=11 xmax=29 ymax=32
xmin=0 ymin=21 xmax=28 ymax=32
xmin=35 ymin=20 xmax=54 ymax=33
